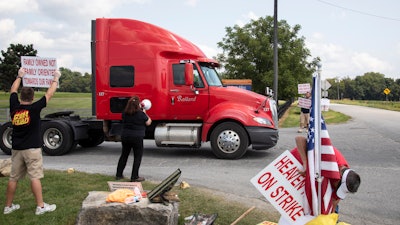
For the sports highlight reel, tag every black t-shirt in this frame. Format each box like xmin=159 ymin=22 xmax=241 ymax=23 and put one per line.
xmin=10 ymin=92 xmax=46 ymax=150
xmin=121 ymin=111 xmax=149 ymax=137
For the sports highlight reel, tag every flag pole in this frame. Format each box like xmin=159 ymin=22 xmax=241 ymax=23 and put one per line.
xmin=315 ymin=62 xmax=322 ymax=215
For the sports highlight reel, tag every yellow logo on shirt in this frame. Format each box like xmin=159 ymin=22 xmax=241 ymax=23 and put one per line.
xmin=12 ymin=110 xmax=30 ymax=126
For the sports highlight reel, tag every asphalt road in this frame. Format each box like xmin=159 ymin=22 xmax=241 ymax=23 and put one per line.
xmin=1 ymin=104 xmax=399 ymax=224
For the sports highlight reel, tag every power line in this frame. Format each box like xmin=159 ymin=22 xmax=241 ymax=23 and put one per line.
xmin=317 ymin=0 xmax=400 ymax=22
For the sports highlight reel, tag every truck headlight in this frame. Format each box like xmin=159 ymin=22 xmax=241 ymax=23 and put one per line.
xmin=253 ymin=117 xmax=272 ymax=126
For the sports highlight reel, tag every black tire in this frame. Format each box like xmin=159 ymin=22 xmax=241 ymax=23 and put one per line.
xmin=41 ymin=121 xmax=74 ymax=156
xmin=78 ymin=131 xmax=104 ymax=147
xmin=210 ymin=122 xmax=249 ymax=159
xmin=0 ymin=122 xmax=13 ymax=155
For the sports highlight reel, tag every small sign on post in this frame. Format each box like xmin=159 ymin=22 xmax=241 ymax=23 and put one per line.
xmin=21 ymin=56 xmax=58 ymax=88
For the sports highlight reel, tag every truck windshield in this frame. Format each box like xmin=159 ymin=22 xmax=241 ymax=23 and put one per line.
xmin=199 ymin=63 xmax=223 ymax=86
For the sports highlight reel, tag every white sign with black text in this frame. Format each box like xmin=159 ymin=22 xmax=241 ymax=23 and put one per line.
xmin=21 ymin=56 xmax=58 ymax=88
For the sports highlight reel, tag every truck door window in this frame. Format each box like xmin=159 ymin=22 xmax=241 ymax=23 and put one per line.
xmin=172 ymin=64 xmax=185 ymax=85
xmin=173 ymin=63 xmax=204 ymax=87
xmin=110 ymin=66 xmax=134 ymax=87
xmin=193 ymin=65 xmax=204 ymax=88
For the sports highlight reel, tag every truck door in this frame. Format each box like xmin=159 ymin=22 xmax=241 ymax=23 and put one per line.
xmin=168 ymin=63 xmax=209 ymax=120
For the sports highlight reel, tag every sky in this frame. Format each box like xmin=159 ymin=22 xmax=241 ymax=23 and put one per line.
xmin=1 ymin=0 xmax=399 ymax=80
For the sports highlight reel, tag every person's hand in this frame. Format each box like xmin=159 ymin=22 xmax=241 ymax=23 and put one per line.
xmin=297 ymin=168 xmax=306 ymax=176
xmin=298 ymin=162 xmax=307 ymax=176
xmin=54 ymin=70 xmax=61 ymax=79
xmin=18 ymin=68 xmax=26 ymax=77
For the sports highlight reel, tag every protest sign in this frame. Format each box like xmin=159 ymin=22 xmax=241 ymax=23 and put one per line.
xmin=251 ymin=150 xmax=307 ymax=224
xmin=297 ymin=83 xmax=310 ymax=94
xmin=297 ymin=97 xmax=311 ymax=109
xmin=21 ymin=56 xmax=57 ymax=88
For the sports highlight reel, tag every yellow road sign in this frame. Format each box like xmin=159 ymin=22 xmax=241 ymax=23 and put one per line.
xmin=384 ymin=88 xmax=390 ymax=95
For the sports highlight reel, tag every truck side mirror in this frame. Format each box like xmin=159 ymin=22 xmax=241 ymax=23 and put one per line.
xmin=184 ymin=63 xmax=194 ymax=86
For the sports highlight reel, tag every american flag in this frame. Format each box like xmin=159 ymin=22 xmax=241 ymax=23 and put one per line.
xmin=305 ymin=77 xmax=341 ymax=215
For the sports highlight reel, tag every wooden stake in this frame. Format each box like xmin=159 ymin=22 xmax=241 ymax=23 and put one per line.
xmin=230 ymin=206 xmax=256 ymax=225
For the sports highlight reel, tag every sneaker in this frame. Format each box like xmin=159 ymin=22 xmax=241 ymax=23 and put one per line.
xmin=4 ymin=203 xmax=20 ymax=214
xmin=35 ymin=202 xmax=56 ymax=215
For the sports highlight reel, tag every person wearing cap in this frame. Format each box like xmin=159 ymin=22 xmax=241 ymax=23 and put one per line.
xmin=290 ymin=136 xmax=361 ymax=213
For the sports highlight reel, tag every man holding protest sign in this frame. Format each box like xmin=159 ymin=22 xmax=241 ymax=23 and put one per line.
xmin=291 ymin=135 xmax=361 ymax=215
xmin=4 ymin=66 xmax=61 ymax=215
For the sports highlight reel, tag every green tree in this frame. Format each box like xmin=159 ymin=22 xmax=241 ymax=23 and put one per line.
xmin=216 ymin=16 xmax=316 ymax=99
xmin=0 ymin=44 xmax=37 ymax=91
xmin=353 ymin=72 xmax=386 ymax=100
xmin=58 ymin=67 xmax=91 ymax=93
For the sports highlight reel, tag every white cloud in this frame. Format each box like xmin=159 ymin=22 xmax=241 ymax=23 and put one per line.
xmin=184 ymin=0 xmax=198 ymax=7
xmin=236 ymin=11 xmax=260 ymax=28
xmin=0 ymin=19 xmax=16 ymax=46
xmin=12 ymin=29 xmax=55 ymax=50
xmin=246 ymin=11 xmax=259 ymax=21
xmin=305 ymin=33 xmax=395 ymax=78
xmin=0 ymin=0 xmax=39 ymax=14
xmin=351 ymin=52 xmax=392 ymax=73
xmin=197 ymin=44 xmax=219 ymax=59
xmin=396 ymin=42 xmax=400 ymax=55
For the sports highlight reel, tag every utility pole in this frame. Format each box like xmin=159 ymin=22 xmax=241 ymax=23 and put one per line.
xmin=273 ymin=0 xmax=278 ymax=104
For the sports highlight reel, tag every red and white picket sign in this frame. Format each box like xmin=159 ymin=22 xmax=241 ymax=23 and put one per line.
xmin=251 ymin=150 xmax=309 ymax=224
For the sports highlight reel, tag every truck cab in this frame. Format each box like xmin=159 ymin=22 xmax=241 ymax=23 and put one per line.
xmin=93 ymin=18 xmax=278 ymax=159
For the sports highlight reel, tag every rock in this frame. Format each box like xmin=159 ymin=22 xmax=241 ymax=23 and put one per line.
xmin=0 ymin=158 xmax=11 ymax=177
xmin=76 ymin=191 xmax=179 ymax=225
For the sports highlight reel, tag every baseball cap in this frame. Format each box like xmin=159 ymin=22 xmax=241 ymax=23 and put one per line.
xmin=336 ymin=169 xmax=353 ymax=199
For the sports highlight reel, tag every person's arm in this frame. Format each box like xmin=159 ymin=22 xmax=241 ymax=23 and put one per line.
xmin=45 ymin=70 xmax=62 ymax=103
xmin=143 ymin=110 xmax=152 ymax=126
xmin=295 ymin=136 xmax=308 ymax=176
xmin=10 ymin=68 xmax=25 ymax=93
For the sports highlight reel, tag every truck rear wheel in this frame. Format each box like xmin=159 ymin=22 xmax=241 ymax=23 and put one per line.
xmin=0 ymin=122 xmax=13 ymax=155
xmin=41 ymin=121 xmax=75 ymax=156
xmin=210 ymin=122 xmax=249 ymax=159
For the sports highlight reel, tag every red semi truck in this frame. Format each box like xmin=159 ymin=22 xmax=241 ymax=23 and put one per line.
xmin=0 ymin=18 xmax=278 ymax=159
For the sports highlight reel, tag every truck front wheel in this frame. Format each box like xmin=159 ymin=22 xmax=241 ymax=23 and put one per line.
xmin=41 ymin=121 xmax=75 ymax=156
xmin=0 ymin=122 xmax=13 ymax=155
xmin=210 ymin=122 xmax=249 ymax=159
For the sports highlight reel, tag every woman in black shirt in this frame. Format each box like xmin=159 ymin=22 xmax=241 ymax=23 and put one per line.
xmin=116 ymin=96 xmax=151 ymax=182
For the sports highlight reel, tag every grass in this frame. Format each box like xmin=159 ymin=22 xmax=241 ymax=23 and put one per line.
xmin=331 ymin=99 xmax=400 ymax=112
xmin=0 ymin=170 xmax=276 ymax=225
xmin=279 ymin=104 xmax=351 ymax=128
xmin=0 ymin=92 xmax=92 ymax=109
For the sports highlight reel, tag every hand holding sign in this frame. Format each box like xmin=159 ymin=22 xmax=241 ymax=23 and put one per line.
xmin=18 ymin=68 xmax=26 ymax=78
xmin=54 ymin=70 xmax=61 ymax=79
